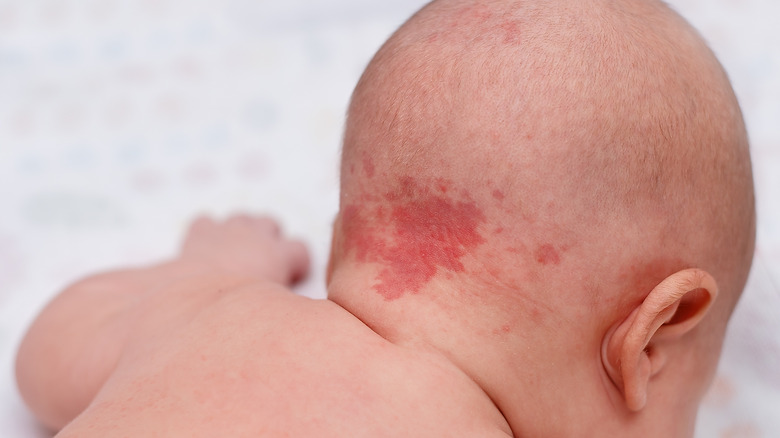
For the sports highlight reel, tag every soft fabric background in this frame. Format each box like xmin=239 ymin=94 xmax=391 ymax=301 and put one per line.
xmin=0 ymin=0 xmax=777 ymax=436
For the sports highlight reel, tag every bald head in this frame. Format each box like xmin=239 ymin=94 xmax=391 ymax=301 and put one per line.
xmin=337 ymin=0 xmax=754 ymax=317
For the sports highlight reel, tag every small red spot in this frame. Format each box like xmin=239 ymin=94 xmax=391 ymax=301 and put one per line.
xmin=492 ymin=190 xmax=505 ymax=201
xmin=363 ymin=156 xmax=375 ymax=178
xmin=436 ymin=178 xmax=449 ymax=193
xmin=349 ymin=164 xmax=355 ymax=175
xmin=493 ymin=323 xmax=512 ymax=335
xmin=535 ymin=244 xmax=561 ymax=266
xmin=500 ymin=20 xmax=523 ymax=44
xmin=507 ymin=247 xmax=523 ymax=254
xmin=494 ymin=227 xmax=504 ymax=235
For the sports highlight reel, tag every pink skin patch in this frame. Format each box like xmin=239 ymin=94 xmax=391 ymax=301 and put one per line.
xmin=493 ymin=324 xmax=512 ymax=335
xmin=341 ymin=178 xmax=486 ymax=300
xmin=363 ymin=156 xmax=375 ymax=179
xmin=534 ymin=244 xmax=561 ymax=266
xmin=499 ymin=19 xmax=522 ymax=45
xmin=625 ymin=258 xmax=686 ymax=296
xmin=441 ymin=6 xmax=524 ymax=46
xmin=492 ymin=189 xmax=505 ymax=201
xmin=453 ymin=4 xmax=494 ymax=25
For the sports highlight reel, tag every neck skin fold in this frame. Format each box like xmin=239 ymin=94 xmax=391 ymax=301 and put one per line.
xmin=326 ymin=261 xmax=697 ymax=438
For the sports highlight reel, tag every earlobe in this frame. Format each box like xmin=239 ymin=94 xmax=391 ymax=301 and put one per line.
xmin=601 ymin=268 xmax=718 ymax=412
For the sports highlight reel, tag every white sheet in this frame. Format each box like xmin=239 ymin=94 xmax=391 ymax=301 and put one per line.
xmin=1 ymin=0 xmax=778 ymax=436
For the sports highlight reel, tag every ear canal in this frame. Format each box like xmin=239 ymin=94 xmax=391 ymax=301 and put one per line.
xmin=654 ymin=274 xmax=718 ymax=341
xmin=667 ymin=290 xmax=706 ymax=324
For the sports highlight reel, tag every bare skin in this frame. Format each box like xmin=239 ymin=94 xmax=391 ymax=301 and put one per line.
xmin=16 ymin=0 xmax=756 ymax=437
xmin=17 ymin=216 xmax=512 ymax=437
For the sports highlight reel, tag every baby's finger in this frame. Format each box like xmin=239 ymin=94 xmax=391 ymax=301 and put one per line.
xmin=225 ymin=214 xmax=281 ymax=237
xmin=255 ymin=216 xmax=281 ymax=237
xmin=184 ymin=215 xmax=217 ymax=240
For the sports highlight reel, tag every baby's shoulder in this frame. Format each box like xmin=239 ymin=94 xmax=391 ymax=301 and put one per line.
xmin=104 ymin=282 xmax=512 ymax=437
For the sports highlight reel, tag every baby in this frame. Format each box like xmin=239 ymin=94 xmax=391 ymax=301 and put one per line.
xmin=16 ymin=0 xmax=755 ymax=436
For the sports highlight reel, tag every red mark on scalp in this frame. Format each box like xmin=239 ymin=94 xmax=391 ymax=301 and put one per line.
xmin=535 ymin=244 xmax=561 ymax=266
xmin=500 ymin=20 xmax=523 ymax=45
xmin=342 ymin=178 xmax=486 ymax=300
xmin=436 ymin=178 xmax=450 ymax=194
xmin=493 ymin=323 xmax=512 ymax=335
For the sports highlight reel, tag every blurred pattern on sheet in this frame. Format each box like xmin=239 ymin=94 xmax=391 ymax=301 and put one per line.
xmin=0 ymin=0 xmax=778 ymax=436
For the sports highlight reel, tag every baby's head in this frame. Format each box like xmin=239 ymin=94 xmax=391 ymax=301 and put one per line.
xmin=328 ymin=0 xmax=755 ymax=435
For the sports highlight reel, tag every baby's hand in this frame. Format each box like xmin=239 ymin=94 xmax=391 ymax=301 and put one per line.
xmin=180 ymin=215 xmax=310 ymax=286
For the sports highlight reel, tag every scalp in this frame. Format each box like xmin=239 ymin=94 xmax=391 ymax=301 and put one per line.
xmin=337 ymin=0 xmax=755 ymax=315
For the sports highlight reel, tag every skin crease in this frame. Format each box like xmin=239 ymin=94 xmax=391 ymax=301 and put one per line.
xmin=15 ymin=1 xmax=755 ymax=437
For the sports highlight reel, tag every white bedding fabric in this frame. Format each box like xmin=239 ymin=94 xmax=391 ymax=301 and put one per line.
xmin=0 ymin=0 xmax=778 ymax=436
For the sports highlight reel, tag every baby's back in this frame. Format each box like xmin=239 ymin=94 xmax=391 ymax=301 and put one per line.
xmin=56 ymin=282 xmax=511 ymax=437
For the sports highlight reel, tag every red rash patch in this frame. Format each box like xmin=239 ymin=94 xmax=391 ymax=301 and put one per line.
xmin=492 ymin=190 xmax=505 ymax=201
xmin=341 ymin=178 xmax=486 ymax=300
xmin=535 ymin=244 xmax=561 ymax=266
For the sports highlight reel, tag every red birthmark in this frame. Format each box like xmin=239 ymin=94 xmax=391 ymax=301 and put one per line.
xmin=535 ymin=244 xmax=561 ymax=266
xmin=342 ymin=179 xmax=486 ymax=300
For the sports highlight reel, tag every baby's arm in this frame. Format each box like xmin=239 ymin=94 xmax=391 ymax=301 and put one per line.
xmin=15 ymin=215 xmax=309 ymax=431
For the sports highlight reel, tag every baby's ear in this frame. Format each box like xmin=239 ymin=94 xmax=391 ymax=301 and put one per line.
xmin=601 ymin=269 xmax=718 ymax=411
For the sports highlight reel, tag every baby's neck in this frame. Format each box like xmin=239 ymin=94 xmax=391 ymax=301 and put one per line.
xmin=326 ymin=265 xmax=537 ymax=427
xmin=325 ymin=264 xmax=689 ymax=437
